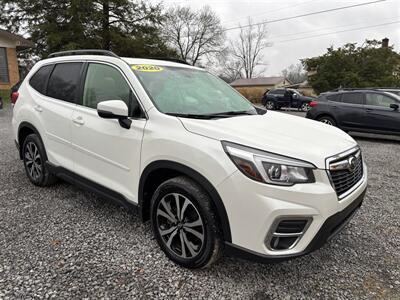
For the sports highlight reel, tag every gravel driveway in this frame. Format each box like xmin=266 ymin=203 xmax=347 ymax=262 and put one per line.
xmin=1 ymin=107 xmax=399 ymax=299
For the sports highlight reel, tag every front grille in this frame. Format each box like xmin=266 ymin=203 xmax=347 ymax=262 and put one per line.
xmin=328 ymin=149 xmax=363 ymax=198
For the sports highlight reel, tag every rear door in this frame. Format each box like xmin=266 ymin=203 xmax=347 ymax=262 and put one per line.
xmin=71 ymin=62 xmax=146 ymax=203
xmin=364 ymin=92 xmax=400 ymax=133
xmin=29 ymin=62 xmax=83 ymax=170
xmin=335 ymin=92 xmax=365 ymax=129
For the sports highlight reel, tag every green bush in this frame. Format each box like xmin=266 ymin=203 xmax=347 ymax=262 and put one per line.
xmin=0 ymin=89 xmax=10 ymax=108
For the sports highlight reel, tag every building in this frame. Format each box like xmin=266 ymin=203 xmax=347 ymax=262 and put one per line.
xmin=284 ymin=80 xmax=316 ymax=96
xmin=0 ymin=29 xmax=34 ymax=90
xmin=230 ymin=77 xmax=292 ymax=102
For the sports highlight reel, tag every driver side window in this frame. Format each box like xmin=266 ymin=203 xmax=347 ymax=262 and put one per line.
xmin=83 ymin=63 xmax=142 ymax=117
xmin=365 ymin=93 xmax=395 ymax=108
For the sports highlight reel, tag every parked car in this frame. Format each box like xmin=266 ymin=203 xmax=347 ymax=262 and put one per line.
xmin=12 ymin=50 xmax=367 ymax=268
xmin=261 ymin=88 xmax=314 ymax=111
xmin=306 ymin=89 xmax=400 ymax=135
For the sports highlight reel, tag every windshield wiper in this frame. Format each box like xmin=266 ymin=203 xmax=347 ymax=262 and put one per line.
xmin=208 ymin=110 xmax=256 ymax=117
xmin=166 ymin=113 xmax=218 ymax=119
xmin=166 ymin=110 xmax=256 ymax=119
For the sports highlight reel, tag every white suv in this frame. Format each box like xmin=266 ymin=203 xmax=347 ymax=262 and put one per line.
xmin=12 ymin=50 xmax=367 ymax=268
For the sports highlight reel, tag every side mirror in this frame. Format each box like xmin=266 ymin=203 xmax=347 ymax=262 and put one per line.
xmin=97 ymin=100 xmax=131 ymax=129
xmin=390 ymin=103 xmax=399 ymax=110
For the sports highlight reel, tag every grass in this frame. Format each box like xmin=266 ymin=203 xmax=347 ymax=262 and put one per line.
xmin=0 ymin=89 xmax=11 ymax=108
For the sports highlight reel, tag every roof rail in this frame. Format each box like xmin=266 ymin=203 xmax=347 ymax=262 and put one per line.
xmin=144 ymin=57 xmax=190 ymax=65
xmin=329 ymin=87 xmax=381 ymax=92
xmin=48 ymin=49 xmax=120 ymax=59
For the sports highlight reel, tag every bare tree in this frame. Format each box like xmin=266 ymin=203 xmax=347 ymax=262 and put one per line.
xmin=229 ymin=18 xmax=271 ymax=78
xmin=281 ymin=63 xmax=307 ymax=84
xmin=163 ymin=6 xmax=225 ymax=65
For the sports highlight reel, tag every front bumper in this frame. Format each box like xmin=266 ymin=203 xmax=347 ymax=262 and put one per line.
xmin=217 ymin=163 xmax=368 ymax=260
xmin=224 ymin=188 xmax=365 ymax=263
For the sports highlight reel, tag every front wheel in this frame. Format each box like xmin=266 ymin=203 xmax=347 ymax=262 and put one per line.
xmin=150 ymin=176 xmax=222 ymax=269
xmin=265 ymin=100 xmax=275 ymax=110
xmin=318 ymin=116 xmax=336 ymax=126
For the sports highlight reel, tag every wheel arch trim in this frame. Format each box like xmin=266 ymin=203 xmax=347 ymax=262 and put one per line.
xmin=17 ymin=122 xmax=45 ymax=160
xmin=139 ymin=160 xmax=232 ymax=242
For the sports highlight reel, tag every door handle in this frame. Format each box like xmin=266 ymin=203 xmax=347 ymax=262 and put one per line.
xmin=34 ymin=105 xmax=43 ymax=112
xmin=365 ymin=108 xmax=373 ymax=113
xmin=72 ymin=116 xmax=85 ymax=125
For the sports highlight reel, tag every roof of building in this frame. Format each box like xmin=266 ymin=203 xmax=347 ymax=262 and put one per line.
xmin=230 ymin=76 xmax=290 ymax=87
xmin=0 ymin=29 xmax=34 ymax=48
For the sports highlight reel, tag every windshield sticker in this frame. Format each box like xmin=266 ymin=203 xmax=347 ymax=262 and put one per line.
xmin=131 ymin=65 xmax=164 ymax=72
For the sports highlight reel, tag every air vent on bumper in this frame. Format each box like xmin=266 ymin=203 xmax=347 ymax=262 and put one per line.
xmin=266 ymin=218 xmax=311 ymax=251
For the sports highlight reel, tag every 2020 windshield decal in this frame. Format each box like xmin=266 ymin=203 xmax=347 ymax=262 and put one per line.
xmin=131 ymin=65 xmax=164 ymax=72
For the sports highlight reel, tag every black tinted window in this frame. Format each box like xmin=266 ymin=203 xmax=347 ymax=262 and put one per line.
xmin=341 ymin=92 xmax=363 ymax=105
xmin=270 ymin=89 xmax=284 ymax=95
xmin=326 ymin=94 xmax=341 ymax=102
xmin=29 ymin=65 xmax=53 ymax=94
xmin=47 ymin=63 xmax=83 ymax=102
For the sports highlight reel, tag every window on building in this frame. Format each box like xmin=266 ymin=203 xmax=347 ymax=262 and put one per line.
xmin=0 ymin=48 xmax=9 ymax=83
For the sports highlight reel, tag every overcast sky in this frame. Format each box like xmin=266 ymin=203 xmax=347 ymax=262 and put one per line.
xmin=153 ymin=0 xmax=400 ymax=76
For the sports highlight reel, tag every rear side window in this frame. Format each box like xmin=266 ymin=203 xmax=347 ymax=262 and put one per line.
xmin=47 ymin=63 xmax=83 ymax=102
xmin=29 ymin=65 xmax=53 ymax=94
xmin=326 ymin=94 xmax=341 ymax=102
xmin=270 ymin=89 xmax=284 ymax=95
xmin=341 ymin=92 xmax=363 ymax=105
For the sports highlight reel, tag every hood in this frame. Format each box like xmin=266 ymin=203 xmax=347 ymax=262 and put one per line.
xmin=179 ymin=111 xmax=357 ymax=169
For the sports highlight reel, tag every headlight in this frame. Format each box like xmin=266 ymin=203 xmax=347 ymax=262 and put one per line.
xmin=222 ymin=141 xmax=316 ymax=186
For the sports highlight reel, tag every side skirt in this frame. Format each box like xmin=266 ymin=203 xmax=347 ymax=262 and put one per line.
xmin=46 ymin=162 xmax=138 ymax=213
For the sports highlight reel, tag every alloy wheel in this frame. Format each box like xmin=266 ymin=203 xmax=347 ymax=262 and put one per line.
xmin=320 ymin=118 xmax=333 ymax=125
xmin=156 ymin=193 xmax=205 ymax=259
xmin=301 ymin=103 xmax=310 ymax=112
xmin=25 ymin=142 xmax=42 ymax=181
xmin=266 ymin=101 xmax=274 ymax=110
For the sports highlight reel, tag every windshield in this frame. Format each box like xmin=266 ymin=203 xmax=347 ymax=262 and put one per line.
xmin=131 ymin=65 xmax=256 ymax=116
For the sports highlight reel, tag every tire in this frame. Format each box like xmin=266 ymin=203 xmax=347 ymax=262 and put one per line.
xmin=318 ymin=116 xmax=336 ymax=126
xmin=22 ymin=134 xmax=57 ymax=186
xmin=300 ymin=102 xmax=310 ymax=112
xmin=150 ymin=176 xmax=222 ymax=269
xmin=265 ymin=100 xmax=275 ymax=110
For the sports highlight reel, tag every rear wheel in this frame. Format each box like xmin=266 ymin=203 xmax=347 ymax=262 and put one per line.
xmin=318 ymin=116 xmax=336 ymax=126
xmin=265 ymin=100 xmax=275 ymax=110
xmin=22 ymin=134 xmax=57 ymax=186
xmin=300 ymin=102 xmax=310 ymax=112
xmin=150 ymin=176 xmax=222 ymax=269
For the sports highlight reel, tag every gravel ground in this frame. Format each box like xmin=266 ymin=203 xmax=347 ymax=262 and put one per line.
xmin=0 ymin=107 xmax=399 ymax=299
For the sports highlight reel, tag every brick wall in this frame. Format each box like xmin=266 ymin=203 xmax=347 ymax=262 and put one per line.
xmin=0 ymin=47 xmax=20 ymax=90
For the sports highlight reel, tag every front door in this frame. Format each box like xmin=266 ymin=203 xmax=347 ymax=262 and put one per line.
xmin=71 ymin=62 xmax=146 ymax=203
xmin=364 ymin=92 xmax=400 ymax=134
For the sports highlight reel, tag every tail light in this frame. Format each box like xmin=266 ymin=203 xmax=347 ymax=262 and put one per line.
xmin=309 ymin=101 xmax=318 ymax=108
xmin=11 ymin=92 xmax=19 ymax=105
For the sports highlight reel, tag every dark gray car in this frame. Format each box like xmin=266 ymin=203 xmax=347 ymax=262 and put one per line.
xmin=306 ymin=89 xmax=400 ymax=135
